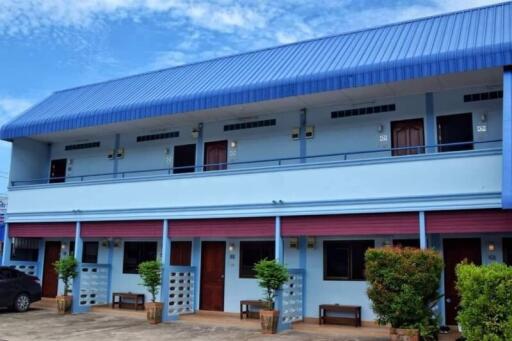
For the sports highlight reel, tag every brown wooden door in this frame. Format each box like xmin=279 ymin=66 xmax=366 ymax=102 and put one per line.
xmin=49 ymin=159 xmax=67 ymax=183
xmin=200 ymin=241 xmax=226 ymax=311
xmin=204 ymin=141 xmax=227 ymax=171
xmin=42 ymin=241 xmax=61 ymax=297
xmin=391 ymin=119 xmax=425 ymax=156
xmin=443 ymin=238 xmax=481 ymax=325
xmin=170 ymin=241 xmax=192 ymax=266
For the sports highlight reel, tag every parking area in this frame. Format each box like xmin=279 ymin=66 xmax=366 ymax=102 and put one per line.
xmin=0 ymin=308 xmax=388 ymax=341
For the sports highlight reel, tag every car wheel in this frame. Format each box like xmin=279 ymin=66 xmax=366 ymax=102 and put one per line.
xmin=13 ymin=293 xmax=30 ymax=312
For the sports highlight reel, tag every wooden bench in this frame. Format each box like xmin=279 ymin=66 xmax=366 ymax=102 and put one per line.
xmin=319 ymin=304 xmax=361 ymax=327
xmin=240 ymin=300 xmax=267 ymax=319
xmin=112 ymin=292 xmax=145 ymax=311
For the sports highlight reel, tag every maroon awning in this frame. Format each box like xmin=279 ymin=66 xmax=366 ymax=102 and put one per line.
xmin=9 ymin=222 xmax=76 ymax=238
xmin=81 ymin=221 xmax=163 ymax=238
xmin=281 ymin=213 xmax=419 ymax=236
xmin=426 ymin=209 xmax=512 ymax=233
xmin=169 ymin=218 xmax=275 ymax=237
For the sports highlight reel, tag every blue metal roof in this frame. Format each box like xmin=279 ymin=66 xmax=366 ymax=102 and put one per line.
xmin=2 ymin=2 xmax=512 ymax=140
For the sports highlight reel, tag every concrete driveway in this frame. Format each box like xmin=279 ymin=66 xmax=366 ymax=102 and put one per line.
xmin=0 ymin=308 xmax=388 ymax=341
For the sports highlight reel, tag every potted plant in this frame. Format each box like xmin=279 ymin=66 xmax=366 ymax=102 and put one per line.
xmin=138 ymin=260 xmax=163 ymax=324
xmin=365 ymin=247 xmax=443 ymax=341
xmin=254 ymin=259 xmax=289 ymax=334
xmin=53 ymin=255 xmax=78 ymax=314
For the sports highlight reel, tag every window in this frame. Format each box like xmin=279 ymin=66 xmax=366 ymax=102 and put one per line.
xmin=437 ymin=113 xmax=473 ymax=152
xmin=123 ymin=242 xmax=157 ymax=274
xmin=331 ymin=104 xmax=395 ymax=119
xmin=323 ymin=240 xmax=374 ymax=280
xmin=11 ymin=238 xmax=39 ymax=262
xmin=137 ymin=131 xmax=179 ymax=142
xmin=65 ymin=141 xmax=100 ymax=151
xmin=504 ymin=238 xmax=512 ymax=266
xmin=173 ymin=144 xmax=196 ymax=174
xmin=0 ymin=268 xmax=19 ymax=280
xmin=393 ymin=239 xmax=420 ymax=248
xmin=239 ymin=241 xmax=275 ymax=278
xmin=170 ymin=241 xmax=192 ymax=266
xmin=224 ymin=119 xmax=276 ymax=131
xmin=82 ymin=242 xmax=99 ymax=264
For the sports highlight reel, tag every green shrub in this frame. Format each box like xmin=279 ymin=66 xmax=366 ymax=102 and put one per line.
xmin=137 ymin=260 xmax=162 ymax=303
xmin=365 ymin=247 xmax=443 ymax=340
xmin=53 ymin=256 xmax=78 ymax=296
xmin=254 ymin=259 xmax=289 ymax=310
xmin=456 ymin=262 xmax=512 ymax=341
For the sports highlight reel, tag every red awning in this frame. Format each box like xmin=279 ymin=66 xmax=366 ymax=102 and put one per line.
xmin=281 ymin=213 xmax=419 ymax=236
xmin=426 ymin=209 xmax=512 ymax=233
xmin=81 ymin=221 xmax=163 ymax=238
xmin=169 ymin=218 xmax=275 ymax=237
xmin=9 ymin=223 xmax=76 ymax=238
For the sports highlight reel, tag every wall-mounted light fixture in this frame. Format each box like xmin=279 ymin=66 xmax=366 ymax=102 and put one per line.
xmin=228 ymin=243 xmax=235 ymax=253
xmin=377 ymin=124 xmax=384 ymax=133
xmin=191 ymin=128 xmax=199 ymax=139
xmin=230 ymin=141 xmax=237 ymax=148
xmin=488 ymin=241 xmax=496 ymax=252
xmin=307 ymin=237 xmax=316 ymax=249
xmin=113 ymin=238 xmax=122 ymax=248
xmin=289 ymin=238 xmax=298 ymax=249
xmin=480 ymin=113 xmax=488 ymax=123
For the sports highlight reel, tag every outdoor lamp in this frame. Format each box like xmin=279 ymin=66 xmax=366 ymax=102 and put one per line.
xmin=488 ymin=241 xmax=496 ymax=252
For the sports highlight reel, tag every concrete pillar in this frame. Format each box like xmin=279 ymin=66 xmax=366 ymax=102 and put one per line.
xmin=195 ymin=123 xmax=204 ymax=172
xmin=1 ymin=223 xmax=10 ymax=266
xmin=425 ymin=92 xmax=436 ymax=153
xmin=72 ymin=221 xmax=86 ymax=313
xmin=502 ymin=66 xmax=512 ymax=208
xmin=419 ymin=211 xmax=427 ymax=249
xmin=161 ymin=220 xmax=172 ymax=321
xmin=299 ymin=109 xmax=307 ymax=163
xmin=192 ymin=237 xmax=201 ymax=311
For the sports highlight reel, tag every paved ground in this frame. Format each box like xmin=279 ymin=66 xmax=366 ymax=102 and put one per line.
xmin=0 ymin=308 xmax=388 ymax=341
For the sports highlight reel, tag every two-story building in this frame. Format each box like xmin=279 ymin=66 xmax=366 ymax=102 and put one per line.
xmin=1 ymin=2 xmax=512 ymax=329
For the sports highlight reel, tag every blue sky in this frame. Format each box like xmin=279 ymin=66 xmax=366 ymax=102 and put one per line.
xmin=0 ymin=0 xmax=503 ymax=193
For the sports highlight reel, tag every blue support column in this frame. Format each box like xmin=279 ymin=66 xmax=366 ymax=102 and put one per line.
xmin=274 ymin=216 xmax=289 ymax=332
xmin=299 ymin=109 xmax=307 ymax=163
xmin=113 ymin=133 xmax=120 ymax=177
xmin=2 ymin=223 xmax=10 ymax=266
xmin=161 ymin=220 xmax=173 ymax=321
xmin=192 ymin=237 xmax=201 ymax=311
xmin=430 ymin=233 xmax=445 ymax=325
xmin=195 ymin=123 xmax=204 ymax=172
xmin=503 ymin=66 xmax=512 ymax=208
xmin=419 ymin=211 xmax=427 ymax=249
xmin=37 ymin=239 xmax=45 ymax=279
xmin=298 ymin=236 xmax=307 ymax=320
xmin=106 ymin=241 xmax=114 ymax=303
xmin=72 ymin=221 xmax=87 ymax=314
xmin=425 ymin=92 xmax=436 ymax=153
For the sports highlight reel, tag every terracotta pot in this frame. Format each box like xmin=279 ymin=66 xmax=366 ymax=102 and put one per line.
xmin=146 ymin=302 xmax=163 ymax=324
xmin=390 ymin=328 xmax=420 ymax=341
xmin=260 ymin=310 xmax=279 ymax=334
xmin=56 ymin=295 xmax=72 ymax=315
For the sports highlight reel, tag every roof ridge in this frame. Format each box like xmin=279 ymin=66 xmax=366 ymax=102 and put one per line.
xmin=54 ymin=1 xmax=511 ymax=94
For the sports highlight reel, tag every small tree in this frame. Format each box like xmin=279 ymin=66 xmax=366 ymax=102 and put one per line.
xmin=456 ymin=262 xmax=512 ymax=341
xmin=53 ymin=256 xmax=78 ymax=296
xmin=138 ymin=260 xmax=162 ymax=303
xmin=365 ymin=247 xmax=443 ymax=340
xmin=254 ymin=259 xmax=289 ymax=310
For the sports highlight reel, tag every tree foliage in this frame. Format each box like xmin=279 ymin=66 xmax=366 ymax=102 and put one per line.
xmin=456 ymin=262 xmax=512 ymax=341
xmin=254 ymin=259 xmax=289 ymax=310
xmin=365 ymin=247 xmax=443 ymax=340
xmin=138 ymin=260 xmax=162 ymax=303
xmin=53 ymin=256 xmax=78 ymax=296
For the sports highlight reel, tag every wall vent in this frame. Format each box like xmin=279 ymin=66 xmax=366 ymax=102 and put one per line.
xmin=65 ymin=142 xmax=100 ymax=151
xmin=224 ymin=119 xmax=276 ymax=132
xmin=136 ymin=131 xmax=179 ymax=142
xmin=463 ymin=90 xmax=503 ymax=103
xmin=331 ymin=104 xmax=396 ymax=119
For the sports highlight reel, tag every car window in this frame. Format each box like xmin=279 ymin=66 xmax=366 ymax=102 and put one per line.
xmin=0 ymin=268 xmax=18 ymax=279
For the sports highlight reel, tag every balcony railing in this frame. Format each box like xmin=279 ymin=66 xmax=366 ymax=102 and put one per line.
xmin=10 ymin=140 xmax=502 ymax=187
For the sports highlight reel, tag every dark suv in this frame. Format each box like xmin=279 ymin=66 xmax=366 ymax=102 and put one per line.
xmin=0 ymin=266 xmax=41 ymax=312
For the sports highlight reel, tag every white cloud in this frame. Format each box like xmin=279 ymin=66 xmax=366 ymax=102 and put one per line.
xmin=0 ymin=97 xmax=33 ymax=125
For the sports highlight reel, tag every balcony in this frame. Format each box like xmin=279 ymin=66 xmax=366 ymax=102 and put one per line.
xmin=6 ymin=140 xmax=502 ymax=219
